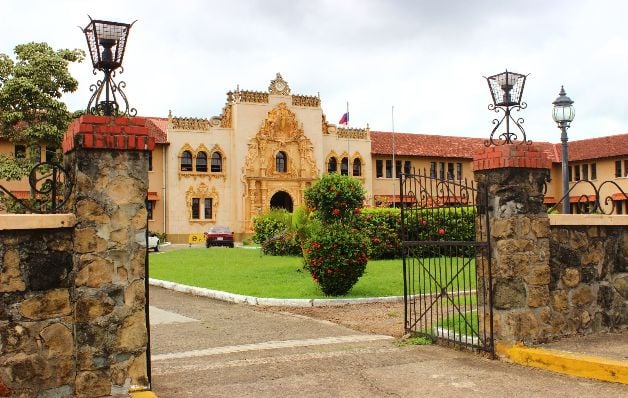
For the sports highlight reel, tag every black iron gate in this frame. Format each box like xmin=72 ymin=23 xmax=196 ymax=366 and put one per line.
xmin=400 ymin=171 xmax=493 ymax=354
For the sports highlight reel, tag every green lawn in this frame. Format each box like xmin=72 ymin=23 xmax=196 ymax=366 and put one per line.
xmin=149 ymin=247 xmax=405 ymax=298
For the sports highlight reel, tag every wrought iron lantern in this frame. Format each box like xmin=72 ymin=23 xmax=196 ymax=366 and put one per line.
xmin=484 ymin=70 xmax=530 ymax=146
xmin=82 ymin=17 xmax=136 ymax=116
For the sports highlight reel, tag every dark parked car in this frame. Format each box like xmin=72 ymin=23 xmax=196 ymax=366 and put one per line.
xmin=204 ymin=226 xmax=234 ymax=248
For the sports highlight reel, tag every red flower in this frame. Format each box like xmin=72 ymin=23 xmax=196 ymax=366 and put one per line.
xmin=327 ymin=269 xmax=333 ymax=274
xmin=354 ymin=208 xmax=361 ymax=214
xmin=332 ymin=208 xmax=340 ymax=216
xmin=438 ymin=228 xmax=445 ymax=236
xmin=329 ymin=186 xmax=335 ymax=191
xmin=422 ymin=220 xmax=427 ymax=225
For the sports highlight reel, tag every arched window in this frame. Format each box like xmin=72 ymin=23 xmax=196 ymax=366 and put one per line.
xmin=196 ymin=151 xmax=208 ymax=172
xmin=180 ymin=150 xmax=193 ymax=171
xmin=341 ymin=157 xmax=349 ymax=176
xmin=276 ymin=151 xmax=287 ymax=173
xmin=352 ymin=158 xmax=362 ymax=176
xmin=327 ymin=157 xmax=337 ymax=174
xmin=211 ymin=152 xmax=222 ymax=172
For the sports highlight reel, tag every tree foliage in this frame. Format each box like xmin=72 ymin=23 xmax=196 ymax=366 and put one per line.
xmin=0 ymin=42 xmax=84 ymax=180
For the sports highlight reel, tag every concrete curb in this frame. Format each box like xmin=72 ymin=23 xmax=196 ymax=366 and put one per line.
xmin=148 ymin=278 xmax=405 ymax=306
xmin=496 ymin=343 xmax=628 ymax=385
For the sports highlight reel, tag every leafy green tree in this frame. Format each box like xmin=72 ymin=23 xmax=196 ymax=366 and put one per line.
xmin=0 ymin=42 xmax=84 ymax=180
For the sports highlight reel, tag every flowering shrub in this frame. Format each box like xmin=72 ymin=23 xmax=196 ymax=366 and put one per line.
xmin=252 ymin=209 xmax=300 ymax=256
xmin=358 ymin=208 xmax=402 ymax=259
xmin=302 ymin=223 xmax=369 ymax=295
xmin=304 ymin=173 xmax=365 ymax=223
xmin=303 ymin=174 xmax=368 ymax=295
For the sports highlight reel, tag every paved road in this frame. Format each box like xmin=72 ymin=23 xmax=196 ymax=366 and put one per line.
xmin=148 ymin=286 xmax=627 ymax=397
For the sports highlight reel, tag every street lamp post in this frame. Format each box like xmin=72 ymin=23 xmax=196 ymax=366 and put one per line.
xmin=552 ymin=86 xmax=575 ymax=214
xmin=82 ymin=17 xmax=136 ymax=116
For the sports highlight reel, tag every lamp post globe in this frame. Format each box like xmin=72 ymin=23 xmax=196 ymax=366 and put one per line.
xmin=552 ymin=86 xmax=575 ymax=214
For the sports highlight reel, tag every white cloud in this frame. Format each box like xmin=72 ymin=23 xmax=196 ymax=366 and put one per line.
xmin=2 ymin=0 xmax=628 ymax=142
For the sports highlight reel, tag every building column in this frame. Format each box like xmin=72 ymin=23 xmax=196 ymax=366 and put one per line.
xmin=63 ymin=115 xmax=155 ymax=396
xmin=473 ymin=144 xmax=553 ymax=344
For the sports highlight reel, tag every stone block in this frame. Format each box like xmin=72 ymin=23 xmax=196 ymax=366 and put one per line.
xmin=496 ymin=239 xmax=534 ymax=253
xmin=526 ymin=265 xmax=551 ymax=285
xmin=570 ymin=285 xmax=594 ymax=306
xmin=75 ymin=257 xmax=114 ymax=288
xmin=531 ymin=218 xmax=550 ymax=238
xmin=75 ymin=297 xmax=115 ymax=322
xmin=551 ymin=290 xmax=569 ymax=312
xmin=613 ymin=273 xmax=628 ymax=299
xmin=39 ymin=323 xmax=73 ymax=359
xmin=2 ymin=352 xmax=45 ymax=383
xmin=569 ymin=230 xmax=589 ymax=251
xmin=561 ymin=267 xmax=580 ymax=288
xmin=115 ymin=311 xmax=147 ymax=352
xmin=19 ymin=289 xmax=71 ymax=320
xmin=107 ymin=176 xmax=144 ymax=205
xmin=75 ymin=371 xmax=110 ymax=398
xmin=74 ymin=227 xmax=107 ymax=254
xmin=493 ymin=279 xmax=526 ymax=310
xmin=491 ymin=219 xmax=514 ymax=238
xmin=0 ymin=249 xmax=25 ymax=293
xmin=527 ymin=285 xmax=550 ymax=308
xmin=128 ymin=352 xmax=148 ymax=386
xmin=518 ymin=217 xmax=531 ymax=236
xmin=76 ymin=199 xmax=110 ymax=225
xmin=124 ymin=280 xmax=145 ymax=309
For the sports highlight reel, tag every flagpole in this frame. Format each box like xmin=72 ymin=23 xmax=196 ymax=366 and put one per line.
xmin=346 ymin=101 xmax=350 ymax=175
xmin=391 ymin=105 xmax=396 ymax=208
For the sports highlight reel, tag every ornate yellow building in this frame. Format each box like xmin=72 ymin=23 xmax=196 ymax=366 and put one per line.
xmin=156 ymin=74 xmax=372 ymax=242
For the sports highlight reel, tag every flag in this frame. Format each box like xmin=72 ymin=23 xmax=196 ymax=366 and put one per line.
xmin=339 ymin=112 xmax=349 ymax=125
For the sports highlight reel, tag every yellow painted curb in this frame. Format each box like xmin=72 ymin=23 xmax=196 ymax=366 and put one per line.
xmin=129 ymin=391 xmax=158 ymax=398
xmin=496 ymin=343 xmax=628 ymax=384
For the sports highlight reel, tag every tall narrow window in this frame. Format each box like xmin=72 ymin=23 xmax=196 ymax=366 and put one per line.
xmin=404 ymin=161 xmax=411 ymax=175
xmin=430 ymin=162 xmax=436 ymax=178
xmin=447 ymin=163 xmax=454 ymax=180
xmin=395 ymin=160 xmax=402 ymax=178
xmin=568 ymin=165 xmax=573 ymax=182
xmin=180 ymin=151 xmax=193 ymax=171
xmin=45 ymin=147 xmax=56 ymax=163
xmin=328 ymin=157 xmax=337 ymax=173
xmin=352 ymin=158 xmax=362 ymax=176
xmin=385 ymin=160 xmax=393 ymax=178
xmin=341 ymin=157 xmax=349 ymax=176
xmin=625 ymin=160 xmax=628 ymax=177
xmin=191 ymin=198 xmax=200 ymax=219
xmin=148 ymin=151 xmax=153 ymax=171
xmin=456 ymin=163 xmax=462 ymax=180
xmin=439 ymin=162 xmax=445 ymax=180
xmin=276 ymin=151 xmax=287 ymax=172
xmin=574 ymin=165 xmax=581 ymax=181
xmin=196 ymin=151 xmax=208 ymax=172
xmin=376 ymin=160 xmax=383 ymax=178
xmin=147 ymin=200 xmax=155 ymax=220
xmin=582 ymin=163 xmax=589 ymax=181
xmin=211 ymin=152 xmax=222 ymax=172
xmin=204 ymin=198 xmax=213 ymax=219
xmin=591 ymin=163 xmax=597 ymax=180
xmin=14 ymin=145 xmax=26 ymax=159
xmin=616 ymin=160 xmax=622 ymax=178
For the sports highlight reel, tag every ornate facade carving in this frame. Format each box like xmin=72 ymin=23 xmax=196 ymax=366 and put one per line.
xmin=338 ymin=127 xmax=369 ymax=140
xmin=268 ymin=73 xmax=291 ymax=95
xmin=172 ymin=117 xmax=211 ymax=130
xmin=177 ymin=143 xmax=227 ymax=180
xmin=185 ymin=182 xmax=219 ymax=224
xmin=322 ymin=114 xmax=329 ymax=134
xmin=243 ymin=102 xmax=319 ymax=228
xmin=220 ymin=104 xmax=232 ymax=128
xmin=292 ymin=95 xmax=320 ymax=107
xmin=237 ymin=90 xmax=269 ymax=103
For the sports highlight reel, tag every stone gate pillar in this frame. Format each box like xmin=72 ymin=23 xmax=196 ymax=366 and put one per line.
xmin=63 ymin=115 xmax=155 ymax=396
xmin=473 ymin=144 xmax=552 ymax=343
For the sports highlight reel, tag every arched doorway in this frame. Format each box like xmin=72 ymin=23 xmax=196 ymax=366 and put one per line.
xmin=270 ymin=191 xmax=293 ymax=212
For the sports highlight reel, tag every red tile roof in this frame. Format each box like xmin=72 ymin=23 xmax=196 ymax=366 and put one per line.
xmin=559 ymin=133 xmax=628 ymax=162
xmin=146 ymin=117 xmax=169 ymax=144
xmin=371 ymin=131 xmax=628 ymax=163
xmin=370 ymin=131 xmax=486 ymax=159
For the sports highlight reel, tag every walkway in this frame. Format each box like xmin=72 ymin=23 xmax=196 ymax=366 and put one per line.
xmin=148 ymin=286 xmax=627 ymax=397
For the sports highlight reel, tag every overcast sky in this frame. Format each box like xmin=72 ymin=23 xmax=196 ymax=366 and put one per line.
xmin=2 ymin=0 xmax=627 ymax=142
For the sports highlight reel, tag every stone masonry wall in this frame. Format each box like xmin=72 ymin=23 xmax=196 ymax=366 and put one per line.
xmin=0 ymin=227 xmax=75 ymax=398
xmin=549 ymin=223 xmax=628 ymax=334
xmin=0 ymin=115 xmax=155 ymax=397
